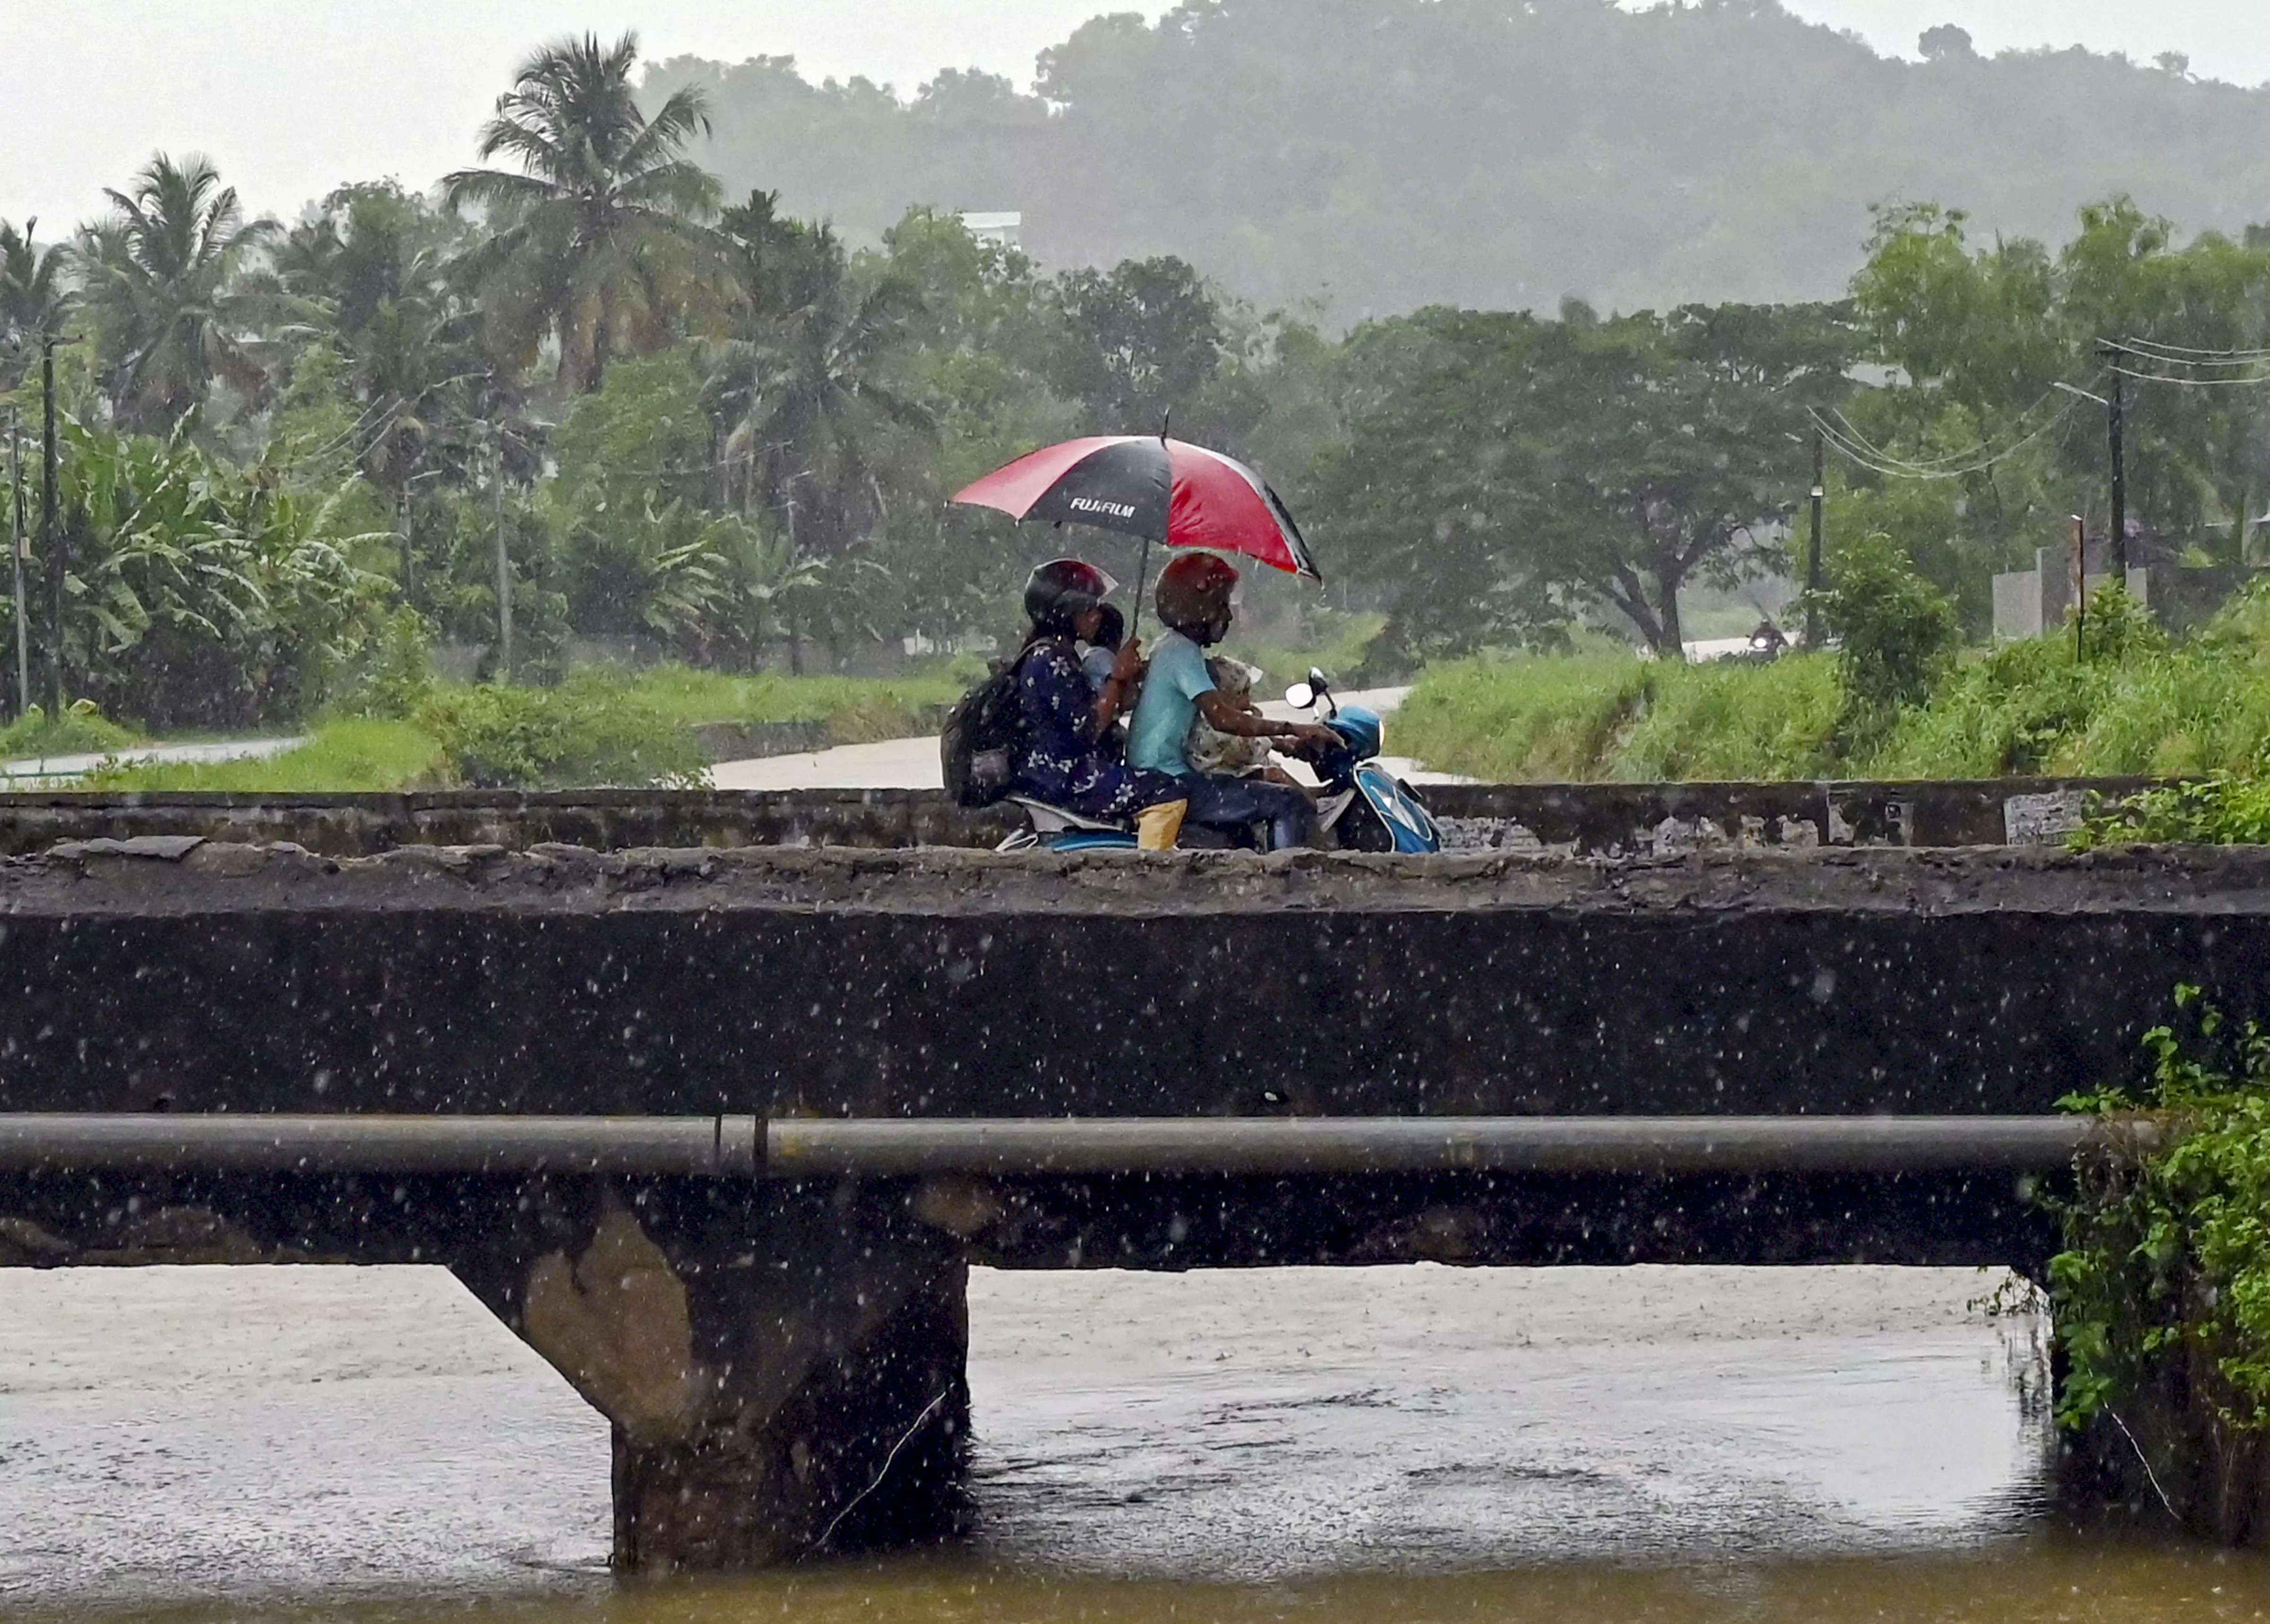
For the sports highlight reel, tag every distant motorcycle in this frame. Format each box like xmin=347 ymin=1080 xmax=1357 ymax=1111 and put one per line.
xmin=999 ymin=668 xmax=1441 ymax=854
xmin=1735 ymin=620 xmax=1789 ymax=664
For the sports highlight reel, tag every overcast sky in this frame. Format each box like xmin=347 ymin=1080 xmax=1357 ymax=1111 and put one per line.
xmin=2 ymin=0 xmax=2265 ymax=232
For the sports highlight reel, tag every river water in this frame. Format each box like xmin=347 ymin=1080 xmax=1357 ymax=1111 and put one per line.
xmin=2 ymin=1262 xmax=2266 ymax=1623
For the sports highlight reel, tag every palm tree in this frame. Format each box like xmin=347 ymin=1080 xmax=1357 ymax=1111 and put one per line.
xmin=79 ymin=154 xmax=281 ymax=434
xmin=703 ymin=216 xmax=931 ymax=669
xmin=707 ymin=218 xmax=931 ymax=553
xmin=0 ymin=219 xmax=75 ymax=388
xmin=273 ymin=184 xmax=495 ymax=503
xmin=444 ymin=32 xmax=722 ymax=393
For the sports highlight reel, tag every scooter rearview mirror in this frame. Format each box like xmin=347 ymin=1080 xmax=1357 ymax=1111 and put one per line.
xmin=1284 ymin=682 xmax=1314 ymax=710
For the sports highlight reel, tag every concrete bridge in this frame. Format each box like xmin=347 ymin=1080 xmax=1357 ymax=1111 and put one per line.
xmin=0 ymin=834 xmax=2262 ymax=1567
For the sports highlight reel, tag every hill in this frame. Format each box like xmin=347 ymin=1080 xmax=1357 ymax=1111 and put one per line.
xmin=649 ymin=0 xmax=2270 ymax=321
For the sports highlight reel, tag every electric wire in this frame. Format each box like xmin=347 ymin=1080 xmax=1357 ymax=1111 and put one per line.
xmin=1820 ymin=390 xmax=2070 ymax=472
xmin=1807 ymin=393 xmax=2079 ymax=483
xmin=2117 ymin=335 xmax=2270 ymax=364
xmin=2111 ymin=364 xmax=2270 ymax=389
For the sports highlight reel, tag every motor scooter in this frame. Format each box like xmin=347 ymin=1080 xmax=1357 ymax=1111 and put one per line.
xmin=1283 ymin=669 xmax=1442 ymax=853
xmin=996 ymin=668 xmax=1440 ymax=854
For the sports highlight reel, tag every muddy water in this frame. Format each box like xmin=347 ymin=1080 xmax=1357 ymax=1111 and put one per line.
xmin=3 ymin=1263 xmax=2267 ymax=1623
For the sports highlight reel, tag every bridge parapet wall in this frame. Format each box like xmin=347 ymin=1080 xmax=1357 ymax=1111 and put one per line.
xmin=0 ymin=839 xmax=2257 ymax=1121
xmin=0 ymin=775 xmax=2165 ymax=856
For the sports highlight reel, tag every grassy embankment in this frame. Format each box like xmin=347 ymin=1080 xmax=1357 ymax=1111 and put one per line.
xmin=79 ymin=665 xmax=972 ymax=793
xmin=1395 ymin=588 xmax=2270 ymax=783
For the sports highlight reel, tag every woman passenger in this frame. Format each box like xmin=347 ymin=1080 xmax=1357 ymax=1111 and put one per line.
xmin=1009 ymin=559 xmax=1188 ymax=850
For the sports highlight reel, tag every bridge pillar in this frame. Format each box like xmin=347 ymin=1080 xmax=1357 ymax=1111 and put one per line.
xmin=455 ymin=1179 xmax=969 ymax=1572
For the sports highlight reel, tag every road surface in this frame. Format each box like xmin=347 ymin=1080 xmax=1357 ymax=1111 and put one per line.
xmin=709 ymin=687 xmax=1470 ymax=791
xmin=0 ymin=736 xmax=306 ymax=785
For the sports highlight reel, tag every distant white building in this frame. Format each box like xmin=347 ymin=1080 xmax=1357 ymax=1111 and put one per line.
xmin=959 ymin=211 xmax=1022 ymax=250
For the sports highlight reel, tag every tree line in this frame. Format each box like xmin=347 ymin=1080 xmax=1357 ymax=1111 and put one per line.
xmin=1307 ymin=197 xmax=2270 ymax=670
xmin=658 ymin=0 xmax=2270 ymax=322
xmin=7 ymin=28 xmax=2270 ymax=733
xmin=0 ymin=33 xmax=1273 ymax=728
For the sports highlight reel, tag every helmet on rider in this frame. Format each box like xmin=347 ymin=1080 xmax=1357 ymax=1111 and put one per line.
xmin=1023 ymin=558 xmax=1116 ymax=639
xmin=1154 ymin=552 xmax=1239 ymax=646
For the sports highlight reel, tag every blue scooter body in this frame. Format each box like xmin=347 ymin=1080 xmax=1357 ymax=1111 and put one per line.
xmin=1309 ymin=705 xmax=1441 ymax=853
xmin=1001 ymin=684 xmax=1441 ymax=854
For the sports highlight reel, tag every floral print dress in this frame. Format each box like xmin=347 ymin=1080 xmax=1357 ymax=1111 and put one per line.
xmin=1010 ymin=640 xmax=1182 ymax=822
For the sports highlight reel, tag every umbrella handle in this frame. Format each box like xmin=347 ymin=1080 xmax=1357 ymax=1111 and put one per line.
xmin=1130 ymin=535 xmax=1152 ymax=640
xmin=1129 ymin=411 xmax=1167 ymax=639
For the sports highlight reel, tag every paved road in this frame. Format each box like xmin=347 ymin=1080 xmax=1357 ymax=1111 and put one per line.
xmin=0 ymin=736 xmax=305 ymax=785
xmin=708 ymin=687 xmax=1472 ymax=791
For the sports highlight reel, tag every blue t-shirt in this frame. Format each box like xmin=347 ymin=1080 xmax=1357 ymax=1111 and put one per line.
xmin=1126 ymin=629 xmax=1216 ymax=777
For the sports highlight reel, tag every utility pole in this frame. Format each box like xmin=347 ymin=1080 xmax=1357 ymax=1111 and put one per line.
xmin=2071 ymin=514 xmax=2087 ymax=662
xmin=1805 ymin=426 xmax=1826 ymax=648
xmin=39 ymin=336 xmax=59 ymax=717
xmin=491 ymin=423 xmax=513 ymax=683
xmin=2105 ymin=352 xmax=2128 ymax=585
xmin=2057 ymin=364 xmax=2129 ymax=593
xmin=396 ymin=485 xmax=416 ymax=609
xmin=6 ymin=408 xmax=26 ymax=720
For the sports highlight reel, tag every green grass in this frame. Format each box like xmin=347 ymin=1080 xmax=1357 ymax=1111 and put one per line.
xmin=1397 ymin=585 xmax=2270 ymax=784
xmin=0 ymin=704 xmax=141 ymax=761
xmin=84 ymin=721 xmax=448 ymax=792
xmin=1394 ymin=650 xmax=1841 ymax=781
xmin=618 ymin=664 xmax=969 ymax=745
xmin=61 ymin=666 xmax=982 ymax=793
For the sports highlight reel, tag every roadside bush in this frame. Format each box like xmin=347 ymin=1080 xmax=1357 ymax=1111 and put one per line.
xmin=1391 ymin=652 xmax=1653 ymax=781
xmin=416 ymin=677 xmax=711 ymax=789
xmin=1612 ymin=652 xmax=1842 ymax=782
xmin=2051 ymin=989 xmax=2270 ymax=1526
xmin=0 ymin=702 xmax=138 ymax=760
xmin=1876 ymin=586 xmax=2270 ymax=779
xmin=331 ymin=607 xmax=437 ymax=721
xmin=1819 ymin=531 xmax=1960 ymax=747
xmin=1392 ymin=649 xmax=1840 ymax=781
xmin=2072 ymin=778 xmax=2270 ymax=848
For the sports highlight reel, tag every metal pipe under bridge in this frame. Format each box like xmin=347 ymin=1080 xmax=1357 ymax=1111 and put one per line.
xmin=0 ymin=1111 xmax=2129 ymax=1178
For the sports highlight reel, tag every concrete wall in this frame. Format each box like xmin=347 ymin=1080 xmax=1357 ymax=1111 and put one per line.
xmin=0 ymin=775 xmax=2166 ymax=859
xmin=1991 ymin=545 xmax=2148 ymax=640
xmin=0 ymin=839 xmax=2258 ymax=1121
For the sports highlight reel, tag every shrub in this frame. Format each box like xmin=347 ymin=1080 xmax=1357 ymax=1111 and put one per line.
xmin=2052 ymin=990 xmax=2270 ymax=1494
xmin=0 ymin=702 xmax=138 ymax=761
xmin=416 ymin=677 xmax=711 ymax=789
xmin=1391 ymin=652 xmax=1654 ymax=781
xmin=332 ymin=607 xmax=437 ymax=721
xmin=1819 ymin=531 xmax=1960 ymax=745
xmin=2072 ymin=778 xmax=2270 ymax=848
xmin=1612 ymin=652 xmax=1842 ymax=782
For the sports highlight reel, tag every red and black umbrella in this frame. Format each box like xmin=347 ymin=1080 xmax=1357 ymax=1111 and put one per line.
xmin=952 ymin=435 xmax=1320 ymax=624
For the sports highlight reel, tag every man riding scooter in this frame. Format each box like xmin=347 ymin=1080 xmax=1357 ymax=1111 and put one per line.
xmin=1125 ymin=554 xmax=1342 ymax=849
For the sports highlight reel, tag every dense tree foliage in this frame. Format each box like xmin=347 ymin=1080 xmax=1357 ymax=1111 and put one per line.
xmin=653 ymin=0 xmax=2270 ymax=321
xmin=1309 ymin=301 xmax=1850 ymax=659
xmin=1838 ymin=200 xmax=2270 ymax=631
xmin=10 ymin=21 xmax=2270 ymax=737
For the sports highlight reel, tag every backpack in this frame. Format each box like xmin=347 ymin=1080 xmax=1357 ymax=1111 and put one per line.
xmin=941 ymin=642 xmax=1039 ymax=808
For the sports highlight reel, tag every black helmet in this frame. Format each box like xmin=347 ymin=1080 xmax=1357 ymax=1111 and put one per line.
xmin=1023 ymin=557 xmax=1116 ymax=638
